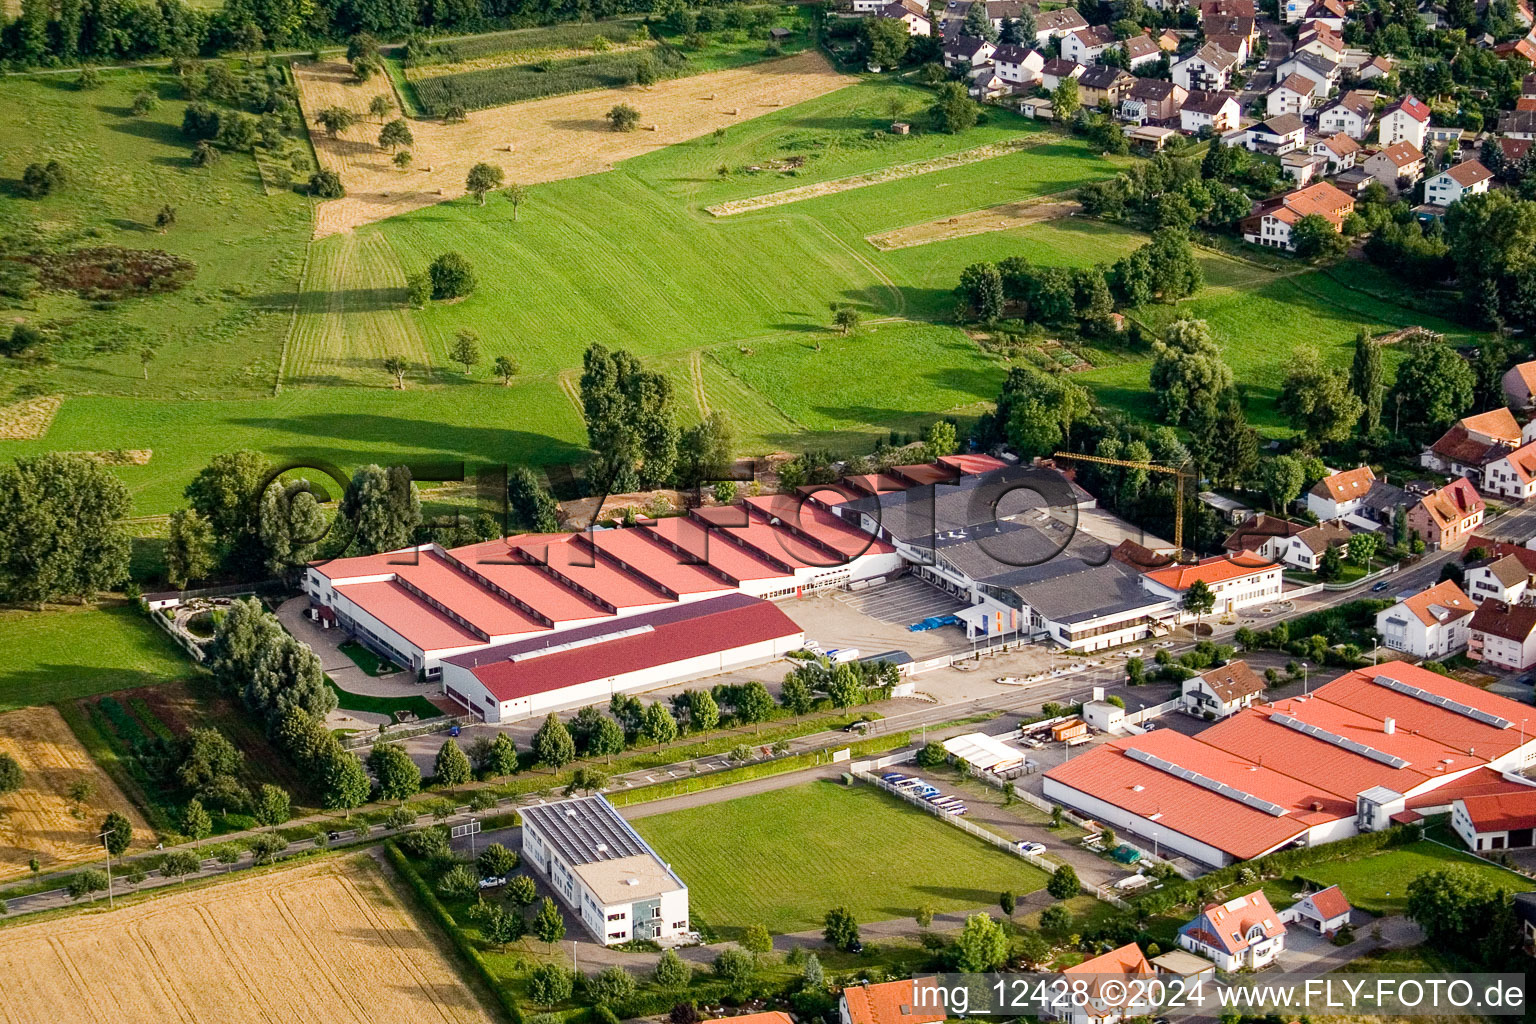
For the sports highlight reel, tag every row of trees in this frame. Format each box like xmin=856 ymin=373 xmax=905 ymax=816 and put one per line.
xmin=0 ymin=454 xmax=132 ymax=606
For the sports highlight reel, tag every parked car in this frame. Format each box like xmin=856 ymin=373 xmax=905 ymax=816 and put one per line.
xmin=882 ymin=772 xmax=909 ymax=783
xmin=915 ymin=784 xmax=940 ymax=798
xmin=1371 ymin=581 xmax=1391 ymax=592
xmin=1017 ymin=841 xmax=1046 ymax=855
xmin=478 ymin=876 xmax=508 ymax=890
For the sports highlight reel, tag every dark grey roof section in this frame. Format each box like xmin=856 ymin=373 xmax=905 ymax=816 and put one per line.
xmin=521 ymin=795 xmax=651 ymax=865
xmin=1013 ymin=560 xmax=1167 ymax=623
xmin=1361 ymin=479 xmax=1410 ymax=514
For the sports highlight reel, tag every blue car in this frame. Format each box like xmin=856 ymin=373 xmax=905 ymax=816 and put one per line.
xmin=882 ymin=772 xmax=909 ymax=783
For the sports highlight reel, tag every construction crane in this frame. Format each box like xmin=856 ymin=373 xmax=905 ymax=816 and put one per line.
xmin=1050 ymin=451 xmax=1192 ymax=562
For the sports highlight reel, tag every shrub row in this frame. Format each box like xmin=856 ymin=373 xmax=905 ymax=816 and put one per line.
xmin=415 ymin=48 xmax=661 ymax=113
xmin=408 ymin=18 xmax=642 ymax=67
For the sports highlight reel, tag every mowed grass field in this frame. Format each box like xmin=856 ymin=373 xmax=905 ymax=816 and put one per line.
xmin=0 ymin=856 xmax=499 ymax=1024
xmin=1259 ymin=840 xmax=1531 ymax=916
xmin=630 ymin=781 xmax=1048 ymax=937
xmin=0 ymin=706 xmax=153 ymax=876
xmin=0 ymin=603 xmax=196 ymax=712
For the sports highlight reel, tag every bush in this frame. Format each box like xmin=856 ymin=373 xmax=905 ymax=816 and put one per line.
xmin=607 ymin=103 xmax=642 ymax=132
xmin=428 ymin=252 xmax=476 ymax=300
xmin=438 ymin=864 xmax=480 ymax=899
xmin=20 ymin=160 xmax=67 ymax=198
xmin=309 ymin=169 xmax=345 ymax=198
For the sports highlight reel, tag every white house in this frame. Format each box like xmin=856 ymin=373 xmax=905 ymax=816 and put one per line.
xmin=1034 ymin=6 xmax=1088 ymax=44
xmin=1040 ymin=57 xmax=1084 ymax=92
xmin=1306 ymin=465 xmax=1377 ymax=521
xmin=1181 ymin=659 xmax=1265 ymax=719
xmin=1178 ymin=892 xmax=1287 ymax=971
xmin=1141 ymin=556 xmax=1283 ymax=618
xmin=1051 ymin=944 xmax=1157 ymax=1024
xmin=1469 ymin=599 xmax=1536 ymax=672
xmin=1375 ymin=580 xmax=1475 ymax=659
xmin=1274 ymin=51 xmax=1340 ymax=94
xmin=992 ymin=43 xmax=1044 ymax=84
xmin=1465 ymin=554 xmax=1532 ymax=606
xmin=1280 ymin=886 xmax=1353 ymax=935
xmin=1317 ymin=90 xmax=1375 ymax=139
xmin=1062 ymin=23 xmax=1117 ymax=63
xmin=943 ymin=34 xmax=996 ymax=68
xmin=1223 ymin=514 xmax=1307 ymax=562
xmin=877 ymin=0 xmax=933 ymax=34
xmin=840 ymin=979 xmax=947 ymax=1024
xmin=1243 ymin=114 xmax=1306 ymax=154
xmin=1452 ymin=788 xmax=1536 ymax=852
xmin=1423 ymin=159 xmax=1493 ymax=207
xmin=1179 ymin=89 xmax=1240 ymax=134
xmin=1281 ymin=520 xmax=1351 ymax=571
xmin=1482 ymin=438 xmax=1536 ymax=501
xmin=1241 ymin=180 xmax=1354 ymax=252
xmin=1504 ymin=361 xmax=1536 ymax=410
xmin=520 ymin=796 xmax=690 ymax=946
xmin=1173 ymin=43 xmax=1238 ymax=92
xmin=1267 ymin=73 xmax=1317 ymax=116
xmin=1312 ymin=132 xmax=1361 ymax=172
xmin=1123 ymin=33 xmax=1162 ymax=68
xmin=1380 ymin=95 xmax=1431 ymax=151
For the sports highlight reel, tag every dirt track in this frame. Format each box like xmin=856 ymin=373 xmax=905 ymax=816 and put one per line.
xmin=866 ymin=197 xmax=1082 ymax=250
xmin=0 ymin=856 xmax=498 ymax=1024
xmin=294 ymin=51 xmax=851 ymax=237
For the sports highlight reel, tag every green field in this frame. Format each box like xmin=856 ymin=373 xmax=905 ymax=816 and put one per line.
xmin=631 ymin=780 xmax=1049 ymax=937
xmin=0 ymin=603 xmax=197 ymax=712
xmin=1259 ymin=840 xmax=1530 ymax=916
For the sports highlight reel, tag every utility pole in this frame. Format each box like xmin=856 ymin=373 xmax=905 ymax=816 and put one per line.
xmin=97 ymin=829 xmax=115 ymax=909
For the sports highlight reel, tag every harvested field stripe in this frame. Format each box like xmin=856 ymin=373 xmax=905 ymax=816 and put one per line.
xmin=866 ymin=196 xmax=1082 ymax=250
xmin=704 ymin=137 xmax=1043 ymax=216
xmin=689 ymin=350 xmax=710 ymax=417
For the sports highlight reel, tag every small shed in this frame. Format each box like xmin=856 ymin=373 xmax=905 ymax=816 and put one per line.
xmin=1083 ymin=699 xmax=1125 ymax=732
xmin=1051 ymin=718 xmax=1087 ymax=741
xmin=1280 ymin=885 xmax=1353 ymax=935
xmin=942 ymin=732 xmax=1027 ymax=775
xmin=769 ymin=26 xmax=792 ymax=39
xmin=1152 ymin=949 xmax=1216 ymax=983
xmin=891 ymin=121 xmax=911 ymax=135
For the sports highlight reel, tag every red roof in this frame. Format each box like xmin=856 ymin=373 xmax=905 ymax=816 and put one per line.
xmin=939 ymin=453 xmax=1008 ymax=475
xmin=339 ymin=580 xmax=501 ymax=651
xmin=518 ymin=534 xmax=674 ymax=611
xmin=451 ymin=594 xmax=801 ymax=703
xmin=1306 ymin=884 xmax=1352 ymax=922
xmin=1386 ymin=95 xmax=1431 ymax=123
xmin=744 ymin=494 xmax=895 ymax=560
xmin=575 ymin=529 xmax=736 ymax=599
xmin=1459 ymin=788 xmax=1536 ymax=832
xmin=1144 ymin=555 xmax=1277 ymax=590
xmin=1183 ymin=891 xmax=1285 ymax=955
xmin=641 ymin=515 xmax=789 ymax=582
xmin=1406 ymin=766 xmax=1536 ymax=810
xmin=1462 ymin=537 xmax=1536 ymax=575
xmin=839 ymin=978 xmax=946 ymax=1024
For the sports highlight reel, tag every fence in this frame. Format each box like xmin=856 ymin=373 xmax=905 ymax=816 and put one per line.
xmin=1123 ymin=697 xmax=1181 ymax=727
xmin=149 ymin=608 xmax=208 ymax=664
xmin=339 ymin=714 xmax=477 ymax=749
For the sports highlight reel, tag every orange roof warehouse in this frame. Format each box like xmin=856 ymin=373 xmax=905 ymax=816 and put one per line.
xmin=1043 ymin=663 xmax=1536 ymax=867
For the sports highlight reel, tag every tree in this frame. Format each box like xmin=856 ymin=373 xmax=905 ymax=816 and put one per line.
xmin=1318 ymin=543 xmax=1344 ymax=581
xmin=466 ymin=162 xmax=505 ymax=205
xmin=1040 ymin=903 xmax=1072 ymax=932
xmin=608 ymin=104 xmax=642 ymax=131
xmin=20 ymin=160 xmax=67 ymax=198
xmin=504 ymin=183 xmax=528 ymax=221
xmin=259 ymin=478 xmax=326 ymax=575
xmin=480 ymin=732 xmax=519 ymax=777
xmin=478 ymin=842 xmax=519 ymax=878
xmin=1183 ymin=579 xmax=1216 ymax=634
xmin=165 ymin=508 xmax=216 ymax=589
xmin=641 ymin=702 xmax=678 ymax=748
xmin=916 ymin=740 xmax=947 ymax=768
xmin=483 ymin=904 xmax=525 ymax=951
xmin=507 ymin=466 xmax=560 ymax=532
xmin=434 ymin=739 xmax=473 ymax=785
xmin=1052 ymin=76 xmax=1080 ymax=122
xmin=254 ymin=784 xmax=292 ymax=829
xmin=0 ymin=454 xmax=132 ymax=606
xmin=1047 ymin=864 xmax=1080 ymax=899
xmin=428 ymin=252 xmax=476 ymax=300
xmin=101 ymin=811 xmax=133 ymax=860
xmin=533 ymin=713 xmax=575 ymax=768
xmin=309 ymin=169 xmax=345 ymax=198
xmin=493 ymin=355 xmax=520 ymax=386
xmin=448 ymin=329 xmax=481 ymax=376
xmin=590 ymin=718 xmax=626 ymax=762
xmin=1187 ymin=392 xmax=1257 ymax=489
xmin=954 ymin=912 xmax=1009 ymax=971
xmin=801 ymin=952 xmax=825 ymax=989
xmin=832 ymin=304 xmax=862 ymax=335
xmin=1149 ymin=320 xmax=1234 ymax=426
xmin=378 ymin=118 xmax=413 ymax=151
xmin=1390 ymin=333 xmax=1476 ymax=441
xmin=590 ymin=965 xmax=638 ymax=1005
xmin=339 ymin=464 xmax=421 ymax=556
xmin=1349 ymin=328 xmax=1385 ymax=434
xmin=736 ymin=681 xmax=775 ymax=733
xmin=686 ymin=689 xmax=720 ymax=736
xmin=0 ymin=753 xmax=21 ymax=798
xmin=368 ymin=743 xmax=421 ymax=800
xmin=191 ymin=141 xmax=220 ymax=167
xmin=999 ymin=890 xmax=1016 ymax=916
xmin=930 ymin=82 xmax=977 ymax=134
xmin=677 ymin=410 xmax=734 ymax=491
xmin=69 ymin=869 xmax=109 ymax=900
xmin=1290 ymin=213 xmax=1348 ymax=262
xmin=823 ymin=905 xmax=860 ymax=950
xmin=655 ymin=947 xmax=692 ymax=987
xmin=579 ymin=343 xmax=679 ymax=495
xmin=1349 ymin=531 xmax=1379 ymax=569
xmin=780 ymin=673 xmax=815 ymax=717
xmin=862 ymin=15 xmax=912 ymax=66
xmin=508 ymin=874 xmax=538 ymax=906
xmin=394 ymin=150 xmax=413 ymax=170
xmin=406 ymin=273 xmax=431 ymax=307
xmin=1259 ymin=454 xmax=1306 ymax=513
xmin=958 ymin=262 xmax=1005 ymax=321
xmin=714 ymin=947 xmax=756 ymax=990
xmin=534 ymin=895 xmax=566 ymax=949
xmin=529 ymin=961 xmax=575 ymax=1005
xmin=962 ymin=0 xmax=999 ymax=39
xmin=1276 ymin=345 xmax=1363 ymax=446
xmin=1407 ymin=868 xmax=1508 ymax=949
xmin=180 ymin=798 xmax=212 ymax=847
xmin=315 ymin=106 xmax=357 ymax=136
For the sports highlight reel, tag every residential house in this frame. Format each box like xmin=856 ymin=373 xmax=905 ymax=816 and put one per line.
xmin=1274 ymin=51 xmax=1341 ymax=94
xmin=1363 ymin=140 xmax=1426 ymax=191
xmin=993 ymin=44 xmax=1045 ymax=85
xmin=1141 ymin=556 xmax=1283 ymax=618
xmin=943 ymin=34 xmax=995 ymax=68
xmin=981 ymin=0 xmax=1026 ymax=28
xmin=1243 ymin=114 xmax=1306 ymax=154
xmin=1123 ymin=33 xmax=1162 ymax=68
xmin=1173 ymin=43 xmax=1238 ymax=92
xmin=1281 ymin=520 xmax=1352 ymax=571
xmin=1035 ymin=6 xmax=1089 ymax=44
xmin=1504 ymin=361 xmax=1536 ymax=410
xmin=1179 ymin=89 xmax=1241 ymax=134
xmin=1357 ymin=54 xmax=1393 ymax=81
xmin=1240 ymin=180 xmax=1354 ymax=251
xmin=1177 ymin=892 xmax=1287 ymax=971
xmin=1483 ymin=439 xmax=1536 ymax=502
xmin=1280 ymin=886 xmax=1353 ymax=935
xmin=1424 ymin=125 xmax=1463 ymax=151
xmin=1312 ymin=132 xmax=1361 ymax=172
xmin=1464 ymin=554 xmax=1532 ymax=606
xmin=1199 ymin=0 xmax=1256 ymax=19
xmin=1223 ymin=514 xmax=1307 ymax=562
xmin=1421 ymin=408 xmax=1521 ymax=483
xmin=1317 ymin=90 xmax=1375 ymax=139
xmin=1019 ymin=96 xmax=1054 ymax=119
xmin=1423 ymin=159 xmax=1493 ymax=207
xmin=1063 ymin=23 xmax=1117 ymax=63
xmin=1302 ymin=0 xmax=1347 ymax=28
xmin=1306 ymin=465 xmax=1377 ymax=520
xmin=1077 ymin=64 xmax=1134 ymax=107
xmin=1156 ymin=29 xmax=1182 ymax=51
xmin=1267 ymin=73 xmax=1318 ymax=116
xmin=1181 ymin=659 xmax=1265 ymax=719
xmin=1408 ymin=478 xmax=1486 ymax=551
xmin=1468 ymin=600 xmax=1536 ymax=671
xmin=877 ymin=1 xmax=933 ymax=35
xmin=1051 ymin=944 xmax=1157 ymax=1024
xmin=968 ymin=67 xmax=1011 ymax=100
xmin=1499 ymin=110 xmax=1536 ymax=141
xmin=1452 ymin=789 xmax=1536 ymax=852
xmin=1295 ymin=20 xmax=1345 ymax=62
xmin=840 ymin=978 xmax=947 ymax=1024
xmin=1041 ymin=58 xmax=1083 ymax=91
xmin=1381 ymin=95 xmax=1431 ymax=151
xmin=1120 ymin=78 xmax=1187 ymax=124
xmin=1205 ymin=17 xmax=1255 ymax=63
xmin=1375 ymin=579 xmax=1475 ymax=659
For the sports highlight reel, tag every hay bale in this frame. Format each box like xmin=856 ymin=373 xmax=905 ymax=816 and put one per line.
xmin=645 ymin=123 xmax=658 ymax=131
xmin=435 ymin=187 xmax=444 ymax=195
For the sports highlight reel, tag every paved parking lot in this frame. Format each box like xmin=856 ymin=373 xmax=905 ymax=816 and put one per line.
xmin=842 ymin=576 xmax=972 ymax=627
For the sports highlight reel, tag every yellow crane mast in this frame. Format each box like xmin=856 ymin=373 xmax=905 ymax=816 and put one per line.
xmin=1050 ymin=451 xmax=1191 ymax=562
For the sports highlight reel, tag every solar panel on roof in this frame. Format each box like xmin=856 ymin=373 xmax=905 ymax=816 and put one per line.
xmin=1124 ymin=747 xmax=1289 ymax=817
xmin=1268 ymin=712 xmax=1411 ymax=769
xmin=1372 ymin=675 xmax=1512 ymax=729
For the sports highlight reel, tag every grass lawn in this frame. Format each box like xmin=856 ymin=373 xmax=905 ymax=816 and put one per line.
xmin=0 ymin=603 xmax=197 ymax=712
xmin=1262 ymin=840 xmax=1531 ymax=916
xmin=324 ymin=678 xmax=444 ymax=720
xmin=338 ymin=639 xmax=403 ymax=676
xmin=631 ymin=779 xmax=1049 ymax=938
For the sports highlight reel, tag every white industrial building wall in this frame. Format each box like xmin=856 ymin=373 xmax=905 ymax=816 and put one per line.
xmin=1042 ymin=776 xmax=1247 ymax=868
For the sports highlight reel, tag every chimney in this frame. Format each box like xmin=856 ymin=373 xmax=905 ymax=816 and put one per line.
xmin=1383 ymin=717 xmax=1396 ymax=735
